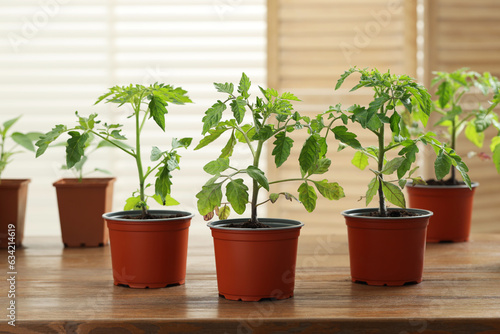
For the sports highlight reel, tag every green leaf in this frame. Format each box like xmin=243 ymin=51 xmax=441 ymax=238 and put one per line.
xmin=331 ymin=126 xmax=361 ymax=149
xmin=382 ymin=181 xmax=406 ymax=208
xmin=35 ymin=124 xmax=67 ymax=157
xmin=172 ymin=137 xmax=192 ymax=149
xmin=389 ymin=112 xmax=401 ymax=135
xmin=230 ymin=97 xmax=247 ymax=124
xmin=226 ymin=179 xmax=249 ymax=214
xmin=155 ymin=165 xmax=173 ymax=204
xmin=436 ymin=80 xmax=453 ymax=109
xmin=335 ymin=67 xmax=356 ymax=90
xmin=246 ymin=165 xmax=269 ymax=191
xmin=381 ymin=157 xmax=405 ymax=175
xmin=202 ymin=101 xmax=227 ymax=135
xmin=434 ymin=149 xmax=452 ymax=180
xmin=109 ymin=129 xmax=127 ymax=140
xmin=465 ymin=121 xmax=484 ymax=148
xmin=214 ymin=82 xmax=234 ymax=95
xmin=220 ymin=132 xmax=236 ymax=158
xmin=280 ymin=92 xmax=301 ymax=101
xmin=196 ymin=183 xmax=223 ymax=215
xmin=312 ymin=180 xmax=344 ymax=200
xmin=309 ymin=158 xmax=331 ymax=175
xmin=124 ymin=196 xmax=142 ymax=211
xmin=252 ymin=125 xmax=274 ymax=141
xmin=365 ymin=177 xmax=379 ymax=206
xmin=269 ymin=193 xmax=280 ymax=203
xmin=218 ymin=205 xmax=230 ymax=220
xmin=152 ymin=194 xmax=179 ymax=206
xmin=299 ymin=135 xmax=320 ymax=174
xmin=298 ymin=182 xmax=317 ymax=212
xmin=2 ymin=116 xmax=20 ymax=135
xmin=66 ymin=131 xmax=89 ymax=169
xmin=238 ymin=73 xmax=251 ymax=99
xmin=351 ymin=151 xmax=369 ymax=170
xmin=150 ymin=146 xmax=163 ymax=161
xmin=493 ymin=144 xmax=500 ymax=173
xmin=11 ymin=132 xmax=35 ymax=152
xmin=272 ymin=132 xmax=294 ymax=167
xmin=148 ymin=95 xmax=167 ymax=131
xmin=195 ymin=127 xmax=228 ymax=150
xmin=367 ymin=94 xmax=390 ymax=113
xmin=203 ymin=158 xmax=229 ymax=175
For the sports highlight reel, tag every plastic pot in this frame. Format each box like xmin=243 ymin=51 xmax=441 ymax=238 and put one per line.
xmin=343 ymin=208 xmax=432 ymax=286
xmin=54 ymin=178 xmax=115 ymax=247
xmin=209 ymin=218 xmax=304 ymax=301
xmin=103 ymin=210 xmax=192 ymax=288
xmin=406 ymin=183 xmax=478 ymax=243
xmin=0 ymin=179 xmax=30 ymax=248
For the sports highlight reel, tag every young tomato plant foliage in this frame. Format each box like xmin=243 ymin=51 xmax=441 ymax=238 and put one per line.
xmin=324 ymin=67 xmax=471 ymax=217
xmin=196 ymin=73 xmax=344 ymax=226
xmin=432 ymin=68 xmax=500 ymax=179
xmin=36 ymin=83 xmax=192 ymax=217
xmin=0 ymin=116 xmax=42 ymax=182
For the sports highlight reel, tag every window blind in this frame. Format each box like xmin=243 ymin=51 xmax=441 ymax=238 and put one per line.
xmin=0 ymin=0 xmax=266 ymax=236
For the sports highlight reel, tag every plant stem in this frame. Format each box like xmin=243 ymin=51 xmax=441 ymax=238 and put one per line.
xmin=450 ymin=117 xmax=457 ymax=184
xmin=377 ymin=126 xmax=387 ymax=217
xmin=134 ymin=103 xmax=146 ymax=216
xmin=250 ymin=140 xmax=264 ymax=224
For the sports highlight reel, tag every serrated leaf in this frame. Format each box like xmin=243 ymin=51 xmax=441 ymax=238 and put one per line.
xmin=109 ymin=129 xmax=127 ymax=140
xmin=196 ymin=183 xmax=223 ymax=215
xmin=335 ymin=68 xmax=356 ymax=90
xmin=230 ymin=97 xmax=246 ymax=124
xmin=381 ymin=157 xmax=405 ymax=175
xmin=312 ymin=180 xmax=344 ymax=200
xmin=172 ymin=137 xmax=192 ymax=149
xmin=214 ymin=82 xmax=234 ymax=94
xmin=365 ymin=177 xmax=379 ymax=206
xmin=35 ymin=124 xmax=67 ymax=157
xmin=246 ymin=165 xmax=269 ymax=191
xmin=299 ymin=135 xmax=320 ymax=173
xmin=298 ymin=182 xmax=317 ymax=212
xmin=351 ymin=151 xmax=369 ymax=170
xmin=382 ymin=181 xmax=406 ymax=208
xmin=155 ymin=165 xmax=173 ymax=204
xmin=281 ymin=92 xmax=301 ymax=101
xmin=195 ymin=127 xmax=228 ymax=150
xmin=252 ymin=125 xmax=274 ymax=141
xmin=226 ymin=179 xmax=249 ymax=214
xmin=148 ymin=95 xmax=167 ymax=131
xmin=150 ymin=146 xmax=163 ymax=161
xmin=436 ymin=80 xmax=453 ymax=109
xmin=238 ymin=73 xmax=251 ymax=98
xmin=11 ymin=132 xmax=35 ymax=152
xmin=152 ymin=194 xmax=179 ymax=206
xmin=434 ymin=149 xmax=452 ymax=180
xmin=66 ymin=131 xmax=89 ymax=169
xmin=309 ymin=158 xmax=331 ymax=175
xmin=202 ymin=101 xmax=227 ymax=134
xmin=331 ymin=126 xmax=361 ymax=149
xmin=220 ymin=132 xmax=236 ymax=158
xmin=272 ymin=132 xmax=294 ymax=167
xmin=203 ymin=158 xmax=229 ymax=175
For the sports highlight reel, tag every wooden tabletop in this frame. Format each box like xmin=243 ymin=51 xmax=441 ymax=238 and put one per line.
xmin=1 ymin=232 xmax=500 ymax=333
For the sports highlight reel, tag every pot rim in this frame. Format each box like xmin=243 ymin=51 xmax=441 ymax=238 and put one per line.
xmin=341 ymin=208 xmax=433 ymax=220
xmin=207 ymin=217 xmax=304 ymax=231
xmin=406 ymin=181 xmax=479 ymax=189
xmin=103 ymin=209 xmax=194 ymax=222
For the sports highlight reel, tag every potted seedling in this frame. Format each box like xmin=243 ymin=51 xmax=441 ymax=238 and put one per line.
xmin=406 ymin=68 xmax=500 ymax=242
xmin=0 ymin=116 xmax=41 ymax=248
xmin=37 ymin=83 xmax=193 ymax=288
xmin=36 ymin=113 xmax=116 ymax=247
xmin=327 ymin=67 xmax=471 ymax=285
xmin=196 ymin=73 xmax=344 ymax=301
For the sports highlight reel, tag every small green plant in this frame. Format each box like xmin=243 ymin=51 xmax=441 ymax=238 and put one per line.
xmin=432 ymin=68 xmax=500 ymax=180
xmin=325 ymin=67 xmax=471 ymax=217
xmin=195 ymin=73 xmax=344 ymax=226
xmin=36 ymin=83 xmax=192 ymax=217
xmin=0 ymin=116 xmax=41 ymax=182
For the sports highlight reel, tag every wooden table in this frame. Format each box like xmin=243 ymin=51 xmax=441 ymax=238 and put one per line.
xmin=1 ymin=232 xmax=500 ymax=333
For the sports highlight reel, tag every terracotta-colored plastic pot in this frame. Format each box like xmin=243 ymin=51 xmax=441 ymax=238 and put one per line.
xmin=406 ymin=183 xmax=478 ymax=243
xmin=0 ymin=179 xmax=30 ymax=248
xmin=54 ymin=178 xmax=115 ymax=247
xmin=343 ymin=208 xmax=432 ymax=286
xmin=209 ymin=218 xmax=304 ymax=301
xmin=103 ymin=210 xmax=192 ymax=288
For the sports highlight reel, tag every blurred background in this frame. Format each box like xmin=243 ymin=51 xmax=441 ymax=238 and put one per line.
xmin=0 ymin=0 xmax=498 ymax=237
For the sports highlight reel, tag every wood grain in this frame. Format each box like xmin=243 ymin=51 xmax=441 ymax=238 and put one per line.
xmin=1 ymin=233 xmax=500 ymax=333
